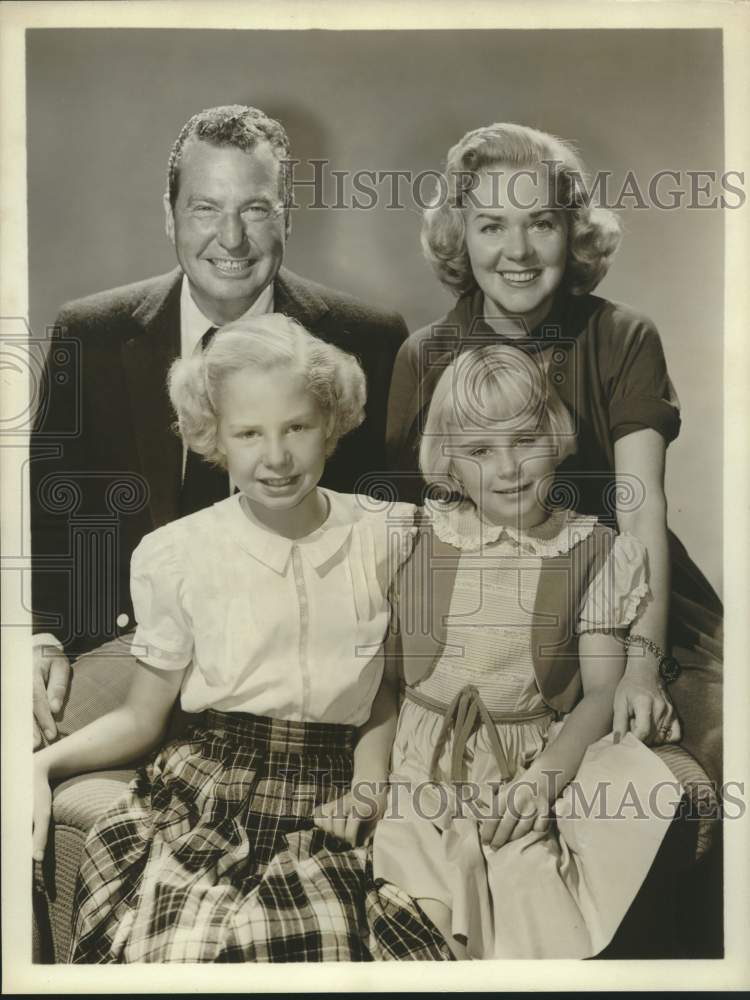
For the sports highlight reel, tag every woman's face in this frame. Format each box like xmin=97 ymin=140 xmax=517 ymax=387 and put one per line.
xmin=463 ymin=167 xmax=568 ymax=331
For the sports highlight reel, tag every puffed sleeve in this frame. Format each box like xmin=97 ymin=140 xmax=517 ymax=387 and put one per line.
xmin=130 ymin=529 xmax=193 ymax=669
xmin=578 ymin=533 xmax=651 ymax=633
xmin=602 ymin=304 xmax=681 ymax=445
xmin=349 ymin=501 xmax=417 ymax=621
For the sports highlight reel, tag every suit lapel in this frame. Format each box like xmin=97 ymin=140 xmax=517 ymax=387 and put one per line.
xmin=121 ymin=270 xmax=183 ymax=529
xmin=274 ymin=267 xmax=334 ymax=336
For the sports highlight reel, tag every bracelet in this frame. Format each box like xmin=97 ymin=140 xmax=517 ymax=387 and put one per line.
xmin=624 ymin=633 xmax=664 ymax=660
xmin=624 ymin=633 xmax=682 ymax=684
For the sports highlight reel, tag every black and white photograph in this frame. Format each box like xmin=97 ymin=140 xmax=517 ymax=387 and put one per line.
xmin=1 ymin=0 xmax=748 ymax=992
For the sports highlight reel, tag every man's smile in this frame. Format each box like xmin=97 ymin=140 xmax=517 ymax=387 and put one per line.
xmin=208 ymin=257 xmax=254 ymax=275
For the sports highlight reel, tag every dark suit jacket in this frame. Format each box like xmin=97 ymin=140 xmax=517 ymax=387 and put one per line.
xmin=30 ymin=267 xmax=407 ymax=656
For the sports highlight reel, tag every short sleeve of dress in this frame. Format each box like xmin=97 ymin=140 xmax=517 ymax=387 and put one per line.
xmin=130 ymin=529 xmax=193 ymax=670
xmin=578 ymin=533 xmax=651 ymax=633
xmin=349 ymin=501 xmax=417 ymax=622
xmin=602 ymin=305 xmax=681 ymax=445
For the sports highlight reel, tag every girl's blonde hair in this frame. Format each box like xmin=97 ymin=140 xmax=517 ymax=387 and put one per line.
xmin=419 ymin=345 xmax=576 ymax=491
xmin=422 ymin=122 xmax=622 ymax=297
xmin=168 ymin=313 xmax=366 ymax=467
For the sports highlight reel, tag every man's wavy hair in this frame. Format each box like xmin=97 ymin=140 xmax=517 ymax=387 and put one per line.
xmin=168 ymin=314 xmax=366 ymax=468
xmin=422 ymin=122 xmax=622 ymax=297
xmin=166 ymin=105 xmax=293 ymax=233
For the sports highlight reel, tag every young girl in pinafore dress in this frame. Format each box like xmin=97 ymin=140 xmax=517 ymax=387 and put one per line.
xmin=372 ymin=345 xmax=681 ymax=959
xmin=32 ymin=315 xmax=450 ymax=963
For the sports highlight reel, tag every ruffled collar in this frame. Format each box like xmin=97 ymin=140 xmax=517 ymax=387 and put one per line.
xmin=425 ymin=499 xmax=597 ymax=556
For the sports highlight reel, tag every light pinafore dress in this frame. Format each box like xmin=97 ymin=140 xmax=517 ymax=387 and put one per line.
xmin=373 ymin=501 xmax=681 ymax=959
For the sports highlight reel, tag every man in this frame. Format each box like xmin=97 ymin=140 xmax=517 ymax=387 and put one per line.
xmin=31 ymin=105 xmax=407 ymax=746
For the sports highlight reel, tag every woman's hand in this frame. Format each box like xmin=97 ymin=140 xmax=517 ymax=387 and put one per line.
xmin=612 ymin=662 xmax=681 ymax=745
xmin=480 ymin=777 xmax=552 ymax=851
xmin=313 ymin=781 xmax=388 ymax=848
xmin=33 ymin=758 xmax=53 ymax=862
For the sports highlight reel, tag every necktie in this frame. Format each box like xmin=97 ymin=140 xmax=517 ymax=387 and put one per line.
xmin=180 ymin=326 xmax=229 ymax=516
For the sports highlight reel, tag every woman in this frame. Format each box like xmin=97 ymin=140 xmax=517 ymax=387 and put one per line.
xmin=386 ymin=122 xmax=722 ymax=785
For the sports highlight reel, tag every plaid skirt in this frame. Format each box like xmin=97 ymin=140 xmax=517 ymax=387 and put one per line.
xmin=70 ymin=710 xmax=451 ymax=963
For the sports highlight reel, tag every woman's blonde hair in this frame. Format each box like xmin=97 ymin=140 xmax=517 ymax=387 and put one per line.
xmin=168 ymin=313 xmax=366 ymax=467
xmin=422 ymin=122 xmax=622 ymax=297
xmin=419 ymin=345 xmax=576 ymax=493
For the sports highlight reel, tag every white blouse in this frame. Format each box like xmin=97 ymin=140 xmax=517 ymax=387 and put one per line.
xmin=130 ymin=490 xmax=416 ymax=725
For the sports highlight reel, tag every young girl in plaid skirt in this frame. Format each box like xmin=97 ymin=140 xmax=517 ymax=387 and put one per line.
xmin=32 ymin=314 xmax=451 ymax=963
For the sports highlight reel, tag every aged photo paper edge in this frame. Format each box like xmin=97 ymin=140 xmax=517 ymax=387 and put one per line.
xmin=1 ymin=0 xmax=748 ymax=992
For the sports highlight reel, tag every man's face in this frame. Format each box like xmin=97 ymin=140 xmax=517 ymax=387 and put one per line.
xmin=165 ymin=138 xmax=286 ymax=324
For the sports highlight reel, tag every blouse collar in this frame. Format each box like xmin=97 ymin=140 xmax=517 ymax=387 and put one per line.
xmin=218 ymin=489 xmax=353 ymax=574
xmin=451 ymin=286 xmax=573 ymax=354
xmin=425 ymin=498 xmax=597 ymax=556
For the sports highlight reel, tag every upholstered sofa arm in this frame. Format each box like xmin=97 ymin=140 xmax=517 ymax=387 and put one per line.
xmin=33 ymin=634 xmax=141 ymax=963
xmin=33 ymin=771 xmax=134 ymax=963
xmin=651 ymin=744 xmax=720 ymax=864
xmin=32 ymin=633 xmax=196 ymax=963
xmin=54 ymin=632 xmax=141 ymax=736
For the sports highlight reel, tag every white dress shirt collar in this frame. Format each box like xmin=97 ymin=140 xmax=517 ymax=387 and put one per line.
xmin=179 ymin=275 xmax=275 ymax=358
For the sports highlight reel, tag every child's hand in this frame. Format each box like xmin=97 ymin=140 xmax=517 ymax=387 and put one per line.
xmin=480 ymin=777 xmax=551 ymax=851
xmin=313 ymin=782 xmax=388 ymax=848
xmin=33 ymin=759 xmax=53 ymax=862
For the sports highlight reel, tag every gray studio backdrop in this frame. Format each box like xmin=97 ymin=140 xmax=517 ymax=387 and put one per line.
xmin=26 ymin=28 xmax=724 ymax=596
